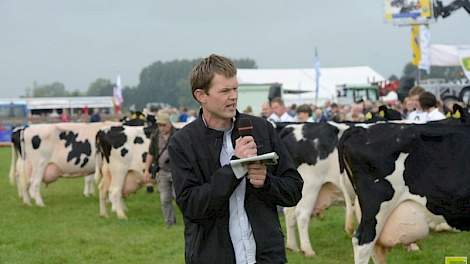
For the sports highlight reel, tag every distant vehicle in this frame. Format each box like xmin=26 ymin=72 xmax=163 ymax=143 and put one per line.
xmin=336 ymin=84 xmax=379 ymax=105
xmin=0 ymin=100 xmax=28 ymax=143
xmin=420 ymin=78 xmax=470 ymax=105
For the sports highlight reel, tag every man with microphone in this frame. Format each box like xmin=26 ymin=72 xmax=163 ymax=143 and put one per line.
xmin=169 ymin=54 xmax=303 ymax=264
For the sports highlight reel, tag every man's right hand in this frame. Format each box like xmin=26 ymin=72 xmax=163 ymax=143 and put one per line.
xmin=144 ymin=170 xmax=151 ymax=184
xmin=234 ymin=136 xmax=257 ymax=159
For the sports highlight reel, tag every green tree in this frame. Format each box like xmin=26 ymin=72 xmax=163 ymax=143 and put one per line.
xmin=87 ymin=78 xmax=113 ymax=96
xmin=125 ymin=57 xmax=257 ymax=109
xmin=32 ymin=82 xmax=68 ymax=97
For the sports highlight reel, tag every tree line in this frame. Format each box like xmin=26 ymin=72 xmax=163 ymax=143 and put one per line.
xmin=24 ymin=58 xmax=257 ymax=110
xmin=24 ymin=58 xmax=464 ymax=108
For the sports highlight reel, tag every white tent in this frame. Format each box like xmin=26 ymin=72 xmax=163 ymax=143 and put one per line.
xmin=430 ymin=44 xmax=470 ymax=66
xmin=237 ymin=66 xmax=384 ymax=106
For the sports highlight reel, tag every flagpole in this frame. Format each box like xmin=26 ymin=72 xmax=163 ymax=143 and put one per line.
xmin=314 ymin=47 xmax=320 ymax=106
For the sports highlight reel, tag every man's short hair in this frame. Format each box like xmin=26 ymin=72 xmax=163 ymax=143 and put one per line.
xmin=296 ymin=104 xmax=312 ymax=116
xmin=409 ymin=86 xmax=425 ymax=96
xmin=190 ymin=54 xmax=237 ymax=102
xmin=419 ymin=92 xmax=438 ymax=110
xmin=270 ymin=97 xmax=285 ymax=107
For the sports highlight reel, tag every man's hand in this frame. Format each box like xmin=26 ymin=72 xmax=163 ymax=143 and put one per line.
xmin=247 ymin=162 xmax=267 ymax=188
xmin=144 ymin=170 xmax=152 ymax=184
xmin=234 ymin=136 xmax=257 ymax=159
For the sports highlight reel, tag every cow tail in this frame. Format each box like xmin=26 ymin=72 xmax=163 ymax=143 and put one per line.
xmin=94 ymin=130 xmax=104 ymax=184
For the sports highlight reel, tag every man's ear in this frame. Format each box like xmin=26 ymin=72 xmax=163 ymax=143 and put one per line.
xmin=194 ymin=89 xmax=207 ymax=104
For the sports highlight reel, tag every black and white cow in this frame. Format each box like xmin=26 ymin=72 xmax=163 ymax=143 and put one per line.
xmin=95 ymin=124 xmax=155 ymax=219
xmin=13 ymin=122 xmax=118 ymax=206
xmin=338 ymin=121 xmax=470 ymax=263
xmin=278 ymin=121 xmax=356 ymax=256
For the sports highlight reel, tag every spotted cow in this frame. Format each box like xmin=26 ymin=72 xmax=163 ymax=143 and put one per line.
xmin=95 ymin=124 xmax=155 ymax=219
xmin=278 ymin=122 xmax=356 ymax=256
xmin=15 ymin=122 xmax=118 ymax=206
xmin=338 ymin=121 xmax=470 ymax=263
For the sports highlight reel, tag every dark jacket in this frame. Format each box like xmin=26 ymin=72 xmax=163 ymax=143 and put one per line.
xmin=169 ymin=110 xmax=303 ymax=264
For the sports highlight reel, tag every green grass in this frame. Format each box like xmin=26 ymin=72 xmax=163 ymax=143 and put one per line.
xmin=0 ymin=147 xmax=468 ymax=263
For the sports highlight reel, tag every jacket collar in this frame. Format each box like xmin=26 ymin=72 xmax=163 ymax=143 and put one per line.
xmin=196 ymin=108 xmax=241 ymax=133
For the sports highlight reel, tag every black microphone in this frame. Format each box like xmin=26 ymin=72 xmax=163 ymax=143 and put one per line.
xmin=238 ymin=118 xmax=253 ymax=137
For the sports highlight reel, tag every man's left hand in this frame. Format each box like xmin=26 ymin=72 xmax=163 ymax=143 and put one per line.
xmin=247 ymin=162 xmax=267 ymax=188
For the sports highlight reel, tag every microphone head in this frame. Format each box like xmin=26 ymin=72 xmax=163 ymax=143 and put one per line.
xmin=238 ymin=118 xmax=253 ymax=137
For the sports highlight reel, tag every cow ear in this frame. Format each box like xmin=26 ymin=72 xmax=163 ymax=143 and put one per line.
xmin=453 ymin=110 xmax=461 ymax=119
xmin=365 ymin=112 xmax=373 ymax=120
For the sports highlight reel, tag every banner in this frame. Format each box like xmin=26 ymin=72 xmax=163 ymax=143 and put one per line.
xmin=419 ymin=24 xmax=431 ymax=72
xmin=385 ymin=0 xmax=433 ymax=25
xmin=458 ymin=46 xmax=470 ymax=80
xmin=411 ymin=25 xmax=421 ymax=65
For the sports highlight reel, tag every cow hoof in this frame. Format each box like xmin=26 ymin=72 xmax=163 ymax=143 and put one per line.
xmin=405 ymin=243 xmax=420 ymax=252
xmin=100 ymin=211 xmax=109 ymax=218
xmin=302 ymin=250 xmax=316 ymax=257
xmin=345 ymin=227 xmax=355 ymax=236
xmin=286 ymin=245 xmax=300 ymax=252
xmin=117 ymin=214 xmax=128 ymax=220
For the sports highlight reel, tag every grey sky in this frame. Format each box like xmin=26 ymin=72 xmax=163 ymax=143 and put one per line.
xmin=1 ymin=0 xmax=468 ymax=97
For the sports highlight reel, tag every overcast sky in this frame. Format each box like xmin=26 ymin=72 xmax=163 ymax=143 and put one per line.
xmin=1 ymin=0 xmax=468 ymax=97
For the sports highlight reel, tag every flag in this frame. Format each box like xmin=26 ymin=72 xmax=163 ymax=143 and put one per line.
xmin=419 ymin=24 xmax=431 ymax=72
xmin=411 ymin=25 xmax=421 ymax=66
xmin=314 ymin=47 xmax=321 ymax=104
xmin=113 ymin=75 xmax=124 ymax=113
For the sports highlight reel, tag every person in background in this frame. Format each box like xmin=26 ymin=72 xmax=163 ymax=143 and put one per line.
xmin=288 ymin=104 xmax=297 ymax=118
xmin=90 ymin=109 xmax=101 ymax=122
xmin=295 ymin=104 xmax=314 ymax=122
xmin=419 ymin=92 xmax=446 ymax=122
xmin=60 ymin=109 xmax=71 ymax=122
xmin=186 ymin=109 xmax=197 ymax=123
xmin=268 ymin=97 xmax=295 ymax=122
xmin=406 ymin=86 xmax=427 ymax=123
xmin=144 ymin=112 xmax=177 ymax=227
xmin=243 ymin=105 xmax=254 ymax=115
xmin=312 ymin=108 xmax=323 ymax=122
xmin=260 ymin=101 xmax=272 ymax=119
xmin=179 ymin=107 xmax=189 ymax=122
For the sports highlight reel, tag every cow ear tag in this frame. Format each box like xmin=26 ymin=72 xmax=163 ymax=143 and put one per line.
xmin=379 ymin=111 xmax=385 ymax=117
xmin=453 ymin=110 xmax=461 ymax=119
xmin=365 ymin=112 xmax=373 ymax=120
xmin=446 ymin=112 xmax=451 ymax=118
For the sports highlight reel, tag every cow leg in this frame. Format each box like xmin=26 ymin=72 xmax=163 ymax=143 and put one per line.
xmin=83 ymin=174 xmax=95 ymax=197
xmin=98 ymin=166 xmax=112 ymax=218
xmin=28 ymin=162 xmax=47 ymax=207
xmin=18 ymin=159 xmax=32 ymax=205
xmin=108 ymin=165 xmax=128 ymax=219
xmin=284 ymin=206 xmax=299 ymax=252
xmin=340 ymin=173 xmax=356 ymax=236
xmin=353 ymin=237 xmax=375 ymax=264
xmin=296 ymin=165 xmax=324 ymax=257
xmin=371 ymin=244 xmax=389 ymax=264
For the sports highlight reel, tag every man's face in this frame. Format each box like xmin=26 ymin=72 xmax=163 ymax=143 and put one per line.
xmin=199 ymin=74 xmax=238 ymax=121
xmin=158 ymin=122 xmax=172 ymax=135
xmin=297 ymin=112 xmax=309 ymax=122
xmin=409 ymin=94 xmax=421 ymax=110
xmin=271 ymin=102 xmax=285 ymax=117
xmin=261 ymin=103 xmax=272 ymax=117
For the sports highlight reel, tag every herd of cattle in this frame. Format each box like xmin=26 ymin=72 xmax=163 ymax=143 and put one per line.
xmin=6 ymin=107 xmax=470 ymax=264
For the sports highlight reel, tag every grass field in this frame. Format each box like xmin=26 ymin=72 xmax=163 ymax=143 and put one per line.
xmin=0 ymin=147 xmax=468 ymax=263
